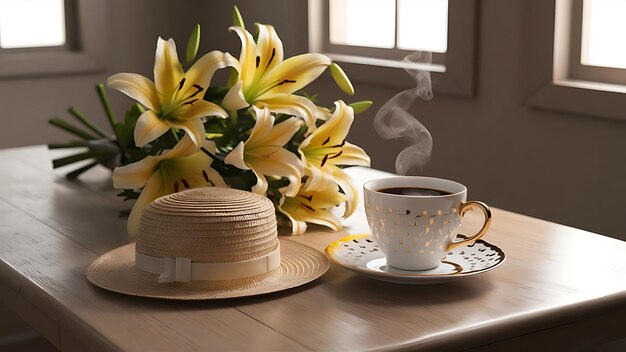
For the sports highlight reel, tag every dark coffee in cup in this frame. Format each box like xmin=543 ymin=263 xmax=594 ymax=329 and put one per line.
xmin=377 ymin=187 xmax=452 ymax=197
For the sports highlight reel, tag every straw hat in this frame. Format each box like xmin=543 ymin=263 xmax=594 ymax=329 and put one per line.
xmin=86 ymin=187 xmax=329 ymax=300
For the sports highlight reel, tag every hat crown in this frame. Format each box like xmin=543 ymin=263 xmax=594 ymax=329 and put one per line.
xmin=136 ymin=187 xmax=278 ymax=263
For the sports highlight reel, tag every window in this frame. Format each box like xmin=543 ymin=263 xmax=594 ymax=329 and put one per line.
xmin=309 ymin=0 xmax=477 ymax=97
xmin=0 ymin=0 xmax=107 ymax=78
xmin=328 ymin=0 xmax=448 ymax=53
xmin=0 ymin=0 xmax=66 ymax=49
xmin=566 ymin=0 xmax=626 ymax=86
xmin=526 ymin=0 xmax=626 ymax=122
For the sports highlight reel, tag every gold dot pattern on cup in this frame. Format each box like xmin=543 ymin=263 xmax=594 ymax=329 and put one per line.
xmin=368 ymin=204 xmax=465 ymax=257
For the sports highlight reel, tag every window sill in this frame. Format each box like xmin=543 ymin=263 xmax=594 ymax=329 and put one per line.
xmin=526 ymin=79 xmax=626 ymax=122
xmin=327 ymin=52 xmax=473 ymax=97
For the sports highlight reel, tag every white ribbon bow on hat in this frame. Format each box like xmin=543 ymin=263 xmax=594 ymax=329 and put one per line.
xmin=135 ymin=244 xmax=281 ymax=283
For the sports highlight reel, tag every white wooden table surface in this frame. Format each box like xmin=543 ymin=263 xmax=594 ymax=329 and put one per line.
xmin=1 ymin=145 xmax=626 ymax=351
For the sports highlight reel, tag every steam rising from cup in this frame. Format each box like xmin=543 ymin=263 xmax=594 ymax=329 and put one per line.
xmin=373 ymin=52 xmax=434 ymax=175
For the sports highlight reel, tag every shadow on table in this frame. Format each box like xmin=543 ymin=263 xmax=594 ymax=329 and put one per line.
xmin=232 ymin=265 xmax=492 ymax=308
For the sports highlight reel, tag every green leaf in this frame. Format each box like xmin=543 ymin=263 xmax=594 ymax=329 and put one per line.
xmin=66 ymin=160 xmax=102 ymax=179
xmin=48 ymin=140 xmax=88 ymax=149
xmin=349 ymin=100 xmax=373 ymax=114
xmin=329 ymin=63 xmax=355 ymax=95
xmin=49 ymin=117 xmax=97 ymax=140
xmin=185 ymin=24 xmax=201 ymax=66
xmin=232 ymin=6 xmax=245 ymax=29
xmin=52 ymin=151 xmax=101 ymax=168
xmin=96 ymin=83 xmax=117 ymax=128
xmin=117 ymin=189 xmax=141 ymax=201
xmin=205 ymin=132 xmax=224 ymax=139
xmin=68 ymin=107 xmax=109 ymax=138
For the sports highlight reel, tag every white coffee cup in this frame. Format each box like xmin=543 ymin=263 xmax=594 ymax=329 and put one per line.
xmin=364 ymin=176 xmax=492 ymax=271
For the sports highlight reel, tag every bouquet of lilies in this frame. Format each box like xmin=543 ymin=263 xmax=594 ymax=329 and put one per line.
xmin=50 ymin=7 xmax=371 ymax=237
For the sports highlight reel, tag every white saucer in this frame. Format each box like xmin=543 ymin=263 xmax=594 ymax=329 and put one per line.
xmin=325 ymin=234 xmax=505 ymax=285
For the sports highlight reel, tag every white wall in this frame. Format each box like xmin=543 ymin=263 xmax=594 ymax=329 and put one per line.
xmin=0 ymin=0 xmax=624 ymax=242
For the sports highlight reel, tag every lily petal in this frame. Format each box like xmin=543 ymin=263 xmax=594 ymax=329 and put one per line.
xmin=112 ymin=155 xmax=161 ymax=189
xmin=107 ymin=73 xmax=159 ymax=110
xmin=257 ymin=53 xmax=331 ymax=97
xmin=134 ymin=110 xmax=170 ymax=147
xmin=302 ymin=100 xmax=352 ymax=149
xmin=253 ymin=24 xmax=284 ymax=81
xmin=179 ymin=99 xmax=228 ymax=120
xmin=165 ymin=134 xmax=200 ymax=159
xmin=262 ymin=116 xmax=302 ymax=147
xmin=185 ymin=51 xmax=237 ymax=90
xmin=333 ymin=167 xmax=358 ymax=218
xmin=127 ymin=170 xmax=166 ymax=240
xmin=301 ymin=164 xmax=335 ymax=192
xmin=154 ymin=38 xmax=184 ymax=96
xmin=169 ymin=118 xmax=205 ymax=148
xmin=113 ymin=134 xmax=196 ymax=189
xmin=223 ymin=81 xmax=250 ymax=111
xmin=224 ymin=141 xmax=250 ymax=170
xmin=278 ymin=198 xmax=308 ymax=235
xmin=248 ymin=149 xmax=303 ymax=197
xmin=247 ymin=106 xmax=276 ymax=145
xmin=316 ymin=106 xmax=332 ymax=121
xmin=250 ymin=168 xmax=269 ymax=195
xmin=256 ymin=94 xmax=317 ymax=134
xmin=300 ymin=209 xmax=342 ymax=231
xmin=330 ymin=142 xmax=371 ymax=166
xmin=278 ymin=193 xmax=342 ymax=234
xmin=229 ymin=26 xmax=257 ymax=91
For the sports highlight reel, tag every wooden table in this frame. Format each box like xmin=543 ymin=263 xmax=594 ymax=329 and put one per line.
xmin=1 ymin=145 xmax=626 ymax=351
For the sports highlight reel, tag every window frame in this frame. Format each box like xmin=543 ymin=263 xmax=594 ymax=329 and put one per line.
xmin=308 ymin=0 xmax=477 ymax=97
xmin=525 ymin=0 xmax=626 ymax=122
xmin=0 ymin=0 xmax=108 ymax=79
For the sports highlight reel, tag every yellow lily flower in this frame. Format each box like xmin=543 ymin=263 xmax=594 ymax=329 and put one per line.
xmin=278 ymin=179 xmax=348 ymax=235
xmin=112 ymin=135 xmax=226 ymax=239
xmin=222 ymin=23 xmax=331 ymax=133
xmin=107 ymin=37 xmax=234 ymax=148
xmin=299 ymin=100 xmax=371 ymax=218
xmin=224 ymin=106 xmax=304 ymax=197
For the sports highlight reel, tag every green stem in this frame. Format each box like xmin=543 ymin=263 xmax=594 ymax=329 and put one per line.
xmin=68 ymin=107 xmax=109 ymax=138
xmin=171 ymin=129 xmax=180 ymax=142
xmin=49 ymin=118 xmax=97 ymax=140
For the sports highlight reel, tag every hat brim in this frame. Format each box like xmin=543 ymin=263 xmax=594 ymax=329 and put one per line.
xmin=85 ymin=239 xmax=329 ymax=300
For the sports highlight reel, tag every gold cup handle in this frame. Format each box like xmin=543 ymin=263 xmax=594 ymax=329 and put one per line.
xmin=447 ymin=201 xmax=492 ymax=251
